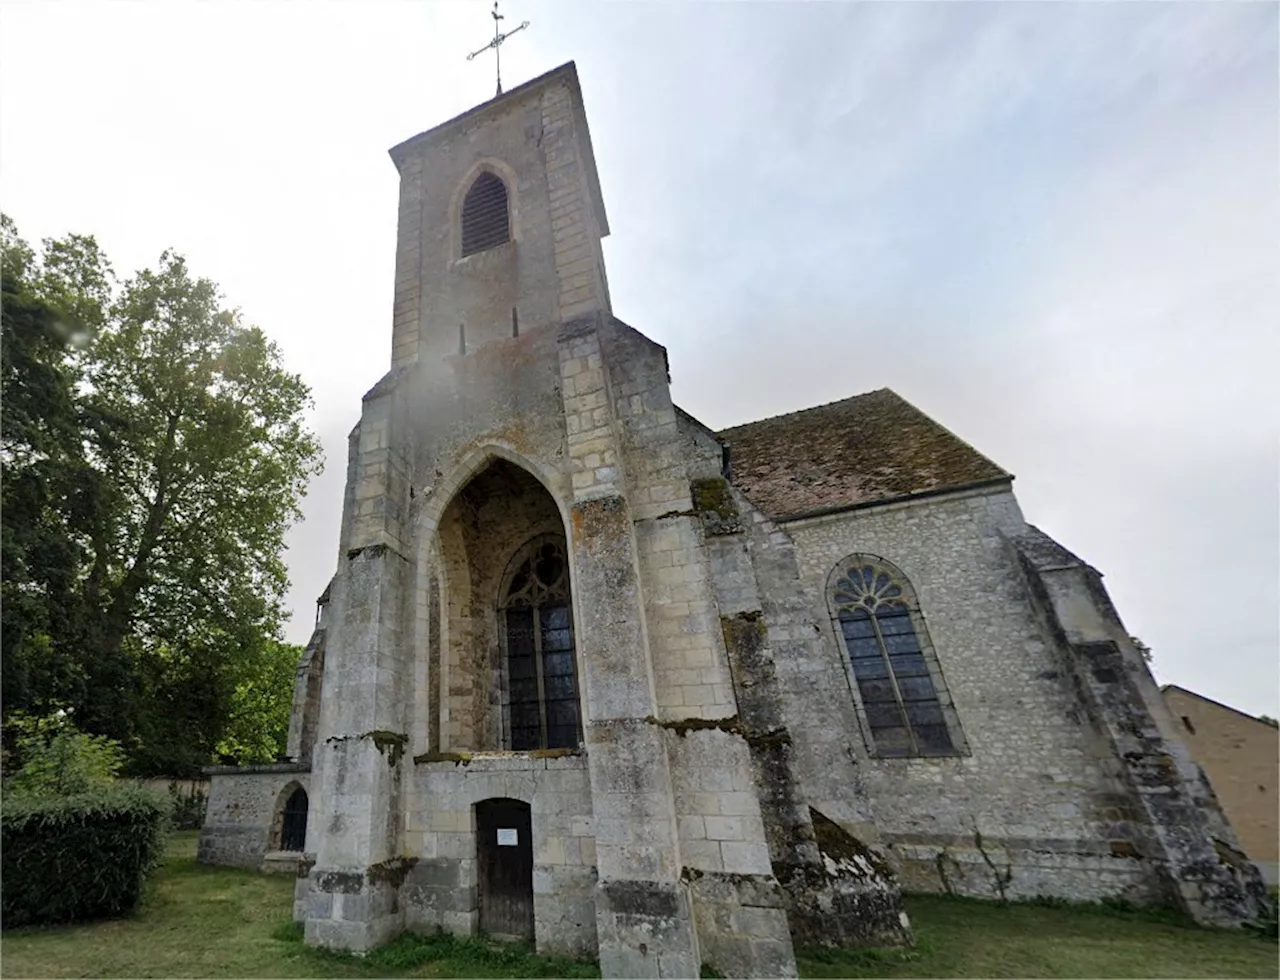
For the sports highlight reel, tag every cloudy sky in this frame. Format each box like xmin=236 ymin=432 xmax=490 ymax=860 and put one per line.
xmin=2 ymin=1 xmax=1276 ymax=716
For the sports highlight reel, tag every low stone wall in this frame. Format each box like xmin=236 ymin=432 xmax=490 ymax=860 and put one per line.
xmin=133 ymin=777 xmax=210 ymax=798
xmin=198 ymin=763 xmax=310 ymax=870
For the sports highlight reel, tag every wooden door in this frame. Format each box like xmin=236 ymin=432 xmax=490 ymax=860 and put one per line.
xmin=476 ymin=798 xmax=533 ymax=940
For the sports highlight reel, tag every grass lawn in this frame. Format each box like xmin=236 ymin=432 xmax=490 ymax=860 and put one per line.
xmin=1 ymin=832 xmax=1275 ymax=978
xmin=799 ymin=897 xmax=1278 ymax=978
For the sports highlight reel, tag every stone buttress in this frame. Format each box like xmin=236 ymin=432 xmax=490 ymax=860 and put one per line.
xmin=1009 ymin=526 xmax=1271 ymax=926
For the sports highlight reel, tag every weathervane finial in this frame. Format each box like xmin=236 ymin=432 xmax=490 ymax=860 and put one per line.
xmin=466 ymin=0 xmax=530 ymax=97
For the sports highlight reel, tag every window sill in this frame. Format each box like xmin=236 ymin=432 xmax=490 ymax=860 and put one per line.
xmin=452 ymin=239 xmax=515 ymax=269
xmin=868 ymin=748 xmax=970 ymax=762
xmin=261 ymin=851 xmax=305 ymax=874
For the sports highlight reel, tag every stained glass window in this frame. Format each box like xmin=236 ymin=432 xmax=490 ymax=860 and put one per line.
xmin=502 ymin=538 xmax=581 ymax=751
xmin=830 ymin=558 xmax=958 ymax=757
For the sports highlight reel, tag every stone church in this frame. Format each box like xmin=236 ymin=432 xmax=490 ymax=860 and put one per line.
xmin=199 ymin=62 xmax=1268 ymax=977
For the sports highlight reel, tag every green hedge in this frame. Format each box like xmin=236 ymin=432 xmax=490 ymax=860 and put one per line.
xmin=2 ymin=784 xmax=170 ymax=927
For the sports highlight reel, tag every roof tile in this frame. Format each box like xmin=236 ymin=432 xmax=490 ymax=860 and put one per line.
xmin=716 ymin=388 xmax=1010 ymax=521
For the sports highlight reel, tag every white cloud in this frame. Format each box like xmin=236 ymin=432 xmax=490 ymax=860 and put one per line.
xmin=2 ymin=1 xmax=1274 ymax=713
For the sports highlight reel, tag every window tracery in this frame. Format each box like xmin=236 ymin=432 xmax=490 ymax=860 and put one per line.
xmin=500 ymin=537 xmax=580 ymax=751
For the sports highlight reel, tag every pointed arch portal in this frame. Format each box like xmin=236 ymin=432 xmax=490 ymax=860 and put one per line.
xmin=429 ymin=455 xmax=581 ymax=753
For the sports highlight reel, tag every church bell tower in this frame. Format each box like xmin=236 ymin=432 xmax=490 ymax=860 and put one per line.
xmin=386 ymin=62 xmax=612 ymax=366
xmin=298 ymin=57 xmax=911 ymax=980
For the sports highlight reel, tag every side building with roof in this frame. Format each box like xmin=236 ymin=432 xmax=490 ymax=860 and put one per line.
xmin=1161 ymin=685 xmax=1278 ymax=885
xmin=198 ymin=62 xmax=1269 ymax=977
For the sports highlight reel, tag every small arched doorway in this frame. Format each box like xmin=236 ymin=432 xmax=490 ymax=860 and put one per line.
xmin=280 ymin=786 xmax=308 ymax=852
xmin=475 ymin=798 xmax=533 ymax=939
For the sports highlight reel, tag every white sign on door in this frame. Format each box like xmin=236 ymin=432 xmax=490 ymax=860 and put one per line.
xmin=497 ymin=828 xmax=518 ymax=846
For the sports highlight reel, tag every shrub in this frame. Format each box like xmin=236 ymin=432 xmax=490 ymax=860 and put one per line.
xmin=4 ymin=711 xmax=124 ymax=797
xmin=168 ymin=783 xmax=208 ymax=830
xmin=1 ymin=784 xmax=170 ymax=927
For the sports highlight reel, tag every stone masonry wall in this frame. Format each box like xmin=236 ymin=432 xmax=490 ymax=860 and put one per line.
xmin=598 ymin=321 xmax=736 ymax=722
xmin=784 ymin=486 xmax=1155 ymax=902
xmin=552 ymin=313 xmax=803 ymax=976
xmin=692 ymin=462 xmax=910 ymax=953
xmin=556 ymin=321 xmax=699 ymax=976
xmin=286 ymin=623 xmax=326 ymax=766
xmin=403 ymin=753 xmax=597 ymax=959
xmin=399 ymin=321 xmax=578 ymax=766
xmin=199 ymin=765 xmax=311 ymax=870
xmin=301 ymin=59 xmax=916 ymax=973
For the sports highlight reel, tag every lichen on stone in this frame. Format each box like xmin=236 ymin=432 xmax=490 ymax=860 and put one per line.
xmin=412 ymin=750 xmax=473 ymax=766
xmin=810 ymin=808 xmax=895 ymax=878
xmin=363 ymin=730 xmax=408 ymax=766
xmin=691 ymin=477 xmax=742 ymax=534
xmin=367 ymin=856 xmax=418 ymax=889
xmin=313 ymin=869 xmax=363 ymax=894
xmin=744 ymin=728 xmax=792 ymax=749
xmin=648 ymin=714 xmax=745 ymax=738
xmin=691 ymin=477 xmax=736 ymax=518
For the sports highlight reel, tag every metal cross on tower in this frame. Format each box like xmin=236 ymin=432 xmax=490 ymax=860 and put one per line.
xmin=466 ymin=0 xmax=530 ymax=98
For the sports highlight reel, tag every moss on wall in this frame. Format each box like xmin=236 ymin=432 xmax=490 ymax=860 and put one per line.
xmin=364 ymin=731 xmax=408 ymax=767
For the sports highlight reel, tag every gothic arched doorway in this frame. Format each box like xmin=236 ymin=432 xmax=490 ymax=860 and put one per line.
xmin=501 ymin=535 xmax=581 ymax=751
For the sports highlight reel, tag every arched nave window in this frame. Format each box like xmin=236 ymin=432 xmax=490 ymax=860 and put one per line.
xmin=828 ymin=556 xmax=965 ymax=758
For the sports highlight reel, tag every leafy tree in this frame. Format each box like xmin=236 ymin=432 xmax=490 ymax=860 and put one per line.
xmin=0 ymin=217 xmax=103 ymax=718
xmin=1258 ymin=714 xmax=1278 ymax=729
xmin=216 ymin=639 xmax=303 ymax=764
xmin=1 ymin=217 xmax=322 ymax=774
xmin=4 ymin=711 xmax=126 ymax=798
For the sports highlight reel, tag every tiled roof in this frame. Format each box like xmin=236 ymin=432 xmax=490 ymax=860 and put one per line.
xmin=716 ymin=388 xmax=1010 ymax=522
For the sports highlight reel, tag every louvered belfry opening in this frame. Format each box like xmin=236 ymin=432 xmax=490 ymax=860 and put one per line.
xmin=461 ymin=172 xmax=510 ymax=256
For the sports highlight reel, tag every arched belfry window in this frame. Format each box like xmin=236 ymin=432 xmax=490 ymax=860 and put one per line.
xmin=501 ymin=536 xmax=581 ymax=750
xmin=829 ymin=556 xmax=964 ymax=758
xmin=461 ymin=171 xmax=510 ymax=256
